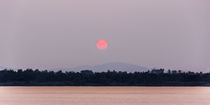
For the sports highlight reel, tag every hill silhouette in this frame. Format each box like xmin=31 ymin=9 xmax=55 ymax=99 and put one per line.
xmin=57 ymin=62 xmax=149 ymax=72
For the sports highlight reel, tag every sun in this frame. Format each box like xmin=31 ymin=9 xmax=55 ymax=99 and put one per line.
xmin=96 ymin=40 xmax=108 ymax=50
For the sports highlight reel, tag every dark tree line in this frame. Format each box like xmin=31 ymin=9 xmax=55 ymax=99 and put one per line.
xmin=0 ymin=69 xmax=210 ymax=86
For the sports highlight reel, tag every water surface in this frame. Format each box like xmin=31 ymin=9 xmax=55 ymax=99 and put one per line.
xmin=0 ymin=87 xmax=210 ymax=105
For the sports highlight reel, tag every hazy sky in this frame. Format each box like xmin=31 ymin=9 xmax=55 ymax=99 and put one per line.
xmin=0 ymin=0 xmax=210 ymax=71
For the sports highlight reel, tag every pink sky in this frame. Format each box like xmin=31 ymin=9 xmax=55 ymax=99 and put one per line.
xmin=0 ymin=0 xmax=210 ymax=72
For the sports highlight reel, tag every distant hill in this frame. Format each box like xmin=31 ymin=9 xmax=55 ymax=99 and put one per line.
xmin=61 ymin=62 xmax=149 ymax=72
xmin=0 ymin=66 xmax=8 ymax=70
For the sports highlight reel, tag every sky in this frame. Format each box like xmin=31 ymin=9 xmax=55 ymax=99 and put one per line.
xmin=0 ymin=0 xmax=210 ymax=72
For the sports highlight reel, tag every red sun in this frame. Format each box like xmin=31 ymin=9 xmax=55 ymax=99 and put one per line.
xmin=96 ymin=40 xmax=108 ymax=50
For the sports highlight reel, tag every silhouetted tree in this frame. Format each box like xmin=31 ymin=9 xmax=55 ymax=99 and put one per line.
xmin=0 ymin=69 xmax=210 ymax=86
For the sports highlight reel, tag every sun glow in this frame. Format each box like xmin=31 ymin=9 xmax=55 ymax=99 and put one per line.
xmin=96 ymin=40 xmax=108 ymax=50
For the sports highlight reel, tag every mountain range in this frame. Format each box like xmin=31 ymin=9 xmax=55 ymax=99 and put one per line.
xmin=61 ymin=62 xmax=149 ymax=72
xmin=0 ymin=63 xmax=150 ymax=72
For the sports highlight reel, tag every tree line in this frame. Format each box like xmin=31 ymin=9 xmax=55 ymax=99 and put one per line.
xmin=0 ymin=69 xmax=210 ymax=86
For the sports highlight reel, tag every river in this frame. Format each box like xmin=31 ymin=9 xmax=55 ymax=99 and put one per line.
xmin=0 ymin=87 xmax=210 ymax=105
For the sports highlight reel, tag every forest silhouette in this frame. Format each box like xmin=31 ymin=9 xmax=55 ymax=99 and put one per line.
xmin=0 ymin=69 xmax=210 ymax=86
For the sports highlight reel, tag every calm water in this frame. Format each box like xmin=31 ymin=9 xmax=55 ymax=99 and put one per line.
xmin=0 ymin=87 xmax=210 ymax=105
